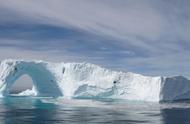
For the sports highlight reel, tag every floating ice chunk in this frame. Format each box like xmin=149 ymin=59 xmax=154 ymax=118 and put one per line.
xmin=0 ymin=59 xmax=189 ymax=102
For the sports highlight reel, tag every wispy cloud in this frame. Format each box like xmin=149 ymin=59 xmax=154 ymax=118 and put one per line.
xmin=0 ymin=0 xmax=189 ymax=77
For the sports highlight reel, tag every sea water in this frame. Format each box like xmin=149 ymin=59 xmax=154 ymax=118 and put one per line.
xmin=0 ymin=97 xmax=190 ymax=124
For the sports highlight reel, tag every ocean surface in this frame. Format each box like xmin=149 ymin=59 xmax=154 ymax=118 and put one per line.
xmin=0 ymin=97 xmax=190 ymax=124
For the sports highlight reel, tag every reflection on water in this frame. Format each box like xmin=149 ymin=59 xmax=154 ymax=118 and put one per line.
xmin=0 ymin=97 xmax=189 ymax=124
xmin=161 ymin=108 xmax=190 ymax=124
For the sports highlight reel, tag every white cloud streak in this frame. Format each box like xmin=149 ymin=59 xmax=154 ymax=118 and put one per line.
xmin=0 ymin=0 xmax=189 ymax=77
xmin=0 ymin=0 xmax=177 ymax=40
xmin=1 ymin=0 xmax=189 ymax=51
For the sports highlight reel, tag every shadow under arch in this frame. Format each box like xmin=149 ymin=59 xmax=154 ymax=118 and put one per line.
xmin=1 ymin=61 xmax=63 ymax=97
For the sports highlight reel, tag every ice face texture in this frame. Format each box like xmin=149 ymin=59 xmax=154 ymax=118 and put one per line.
xmin=0 ymin=59 xmax=189 ymax=102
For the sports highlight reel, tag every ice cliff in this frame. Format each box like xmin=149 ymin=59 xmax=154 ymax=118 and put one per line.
xmin=0 ymin=59 xmax=189 ymax=102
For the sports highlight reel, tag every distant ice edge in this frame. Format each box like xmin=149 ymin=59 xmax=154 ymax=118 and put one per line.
xmin=0 ymin=59 xmax=189 ymax=102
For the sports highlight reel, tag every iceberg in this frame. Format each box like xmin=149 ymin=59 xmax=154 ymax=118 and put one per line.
xmin=0 ymin=59 xmax=189 ymax=102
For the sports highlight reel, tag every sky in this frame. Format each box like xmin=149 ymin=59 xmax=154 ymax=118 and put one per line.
xmin=0 ymin=0 xmax=190 ymax=79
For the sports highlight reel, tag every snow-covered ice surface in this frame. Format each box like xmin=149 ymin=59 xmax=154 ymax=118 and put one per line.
xmin=0 ymin=59 xmax=189 ymax=102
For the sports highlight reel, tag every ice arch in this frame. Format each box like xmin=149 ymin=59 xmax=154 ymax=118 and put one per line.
xmin=0 ymin=61 xmax=63 ymax=97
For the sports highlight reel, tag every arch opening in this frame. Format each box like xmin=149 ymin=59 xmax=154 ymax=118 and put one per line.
xmin=9 ymin=74 xmax=34 ymax=96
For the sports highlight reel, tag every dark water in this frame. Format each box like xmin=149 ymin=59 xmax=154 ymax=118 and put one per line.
xmin=0 ymin=97 xmax=190 ymax=124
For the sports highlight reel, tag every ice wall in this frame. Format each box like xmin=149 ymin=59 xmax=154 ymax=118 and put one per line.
xmin=0 ymin=59 xmax=189 ymax=102
xmin=160 ymin=76 xmax=190 ymax=101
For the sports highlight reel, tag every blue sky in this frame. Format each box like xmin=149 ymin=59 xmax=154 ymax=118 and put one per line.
xmin=0 ymin=0 xmax=190 ymax=77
